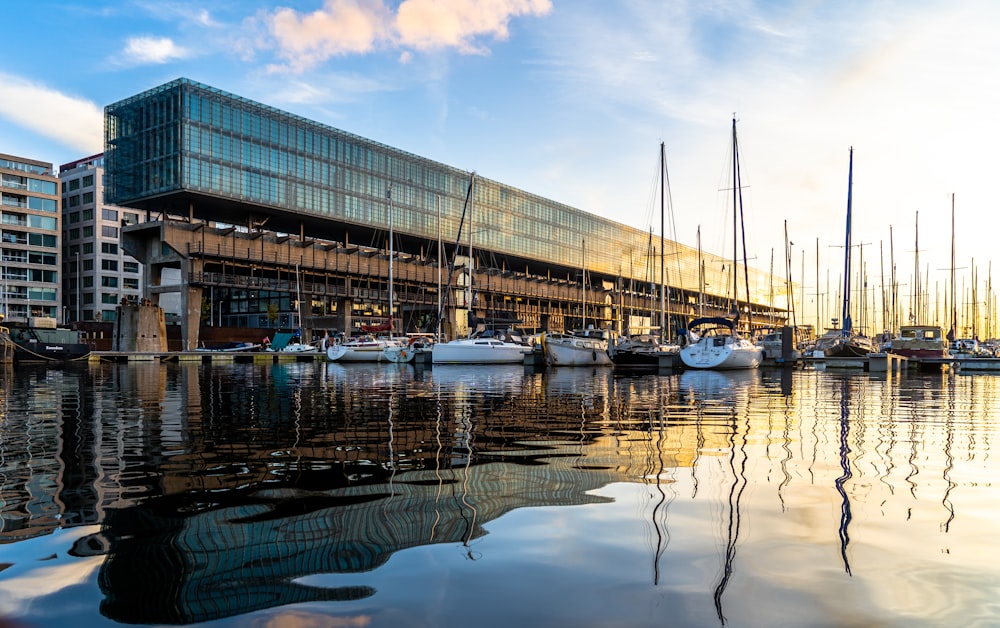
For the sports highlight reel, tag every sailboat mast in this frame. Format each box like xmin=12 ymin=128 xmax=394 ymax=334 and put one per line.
xmin=950 ymin=193 xmax=957 ymax=339
xmin=731 ymin=118 xmax=738 ymax=319
xmin=697 ymin=225 xmax=704 ymax=317
xmin=842 ymin=147 xmax=854 ymax=335
xmin=660 ymin=142 xmax=666 ymax=343
xmin=582 ymin=238 xmax=587 ymax=330
xmin=387 ymin=184 xmax=394 ymax=338
xmin=436 ymin=195 xmax=442 ymax=342
xmin=468 ymin=173 xmax=475 ymax=337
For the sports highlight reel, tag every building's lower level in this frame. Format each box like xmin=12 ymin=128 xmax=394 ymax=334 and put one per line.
xmin=123 ymin=216 xmax=787 ymax=351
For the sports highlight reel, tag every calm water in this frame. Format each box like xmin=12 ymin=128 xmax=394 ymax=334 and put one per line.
xmin=0 ymin=360 xmax=998 ymax=627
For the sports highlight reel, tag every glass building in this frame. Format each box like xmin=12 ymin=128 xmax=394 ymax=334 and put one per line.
xmin=105 ymin=78 xmax=787 ymax=340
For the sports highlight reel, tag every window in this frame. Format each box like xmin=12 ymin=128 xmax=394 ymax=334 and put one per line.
xmin=83 ymin=259 xmax=94 ymax=271
xmin=101 ymin=276 xmax=118 ymax=288
xmin=82 ymin=174 xmax=94 ymax=187
xmin=68 ymin=179 xmax=80 ymax=191
xmin=68 ymin=195 xmax=80 ymax=207
xmin=102 ymin=208 xmax=118 ymax=222
xmin=28 ymin=215 xmax=57 ymax=230
xmin=101 ymin=242 xmax=118 ymax=255
xmin=101 ymin=259 xmax=118 ymax=271
xmin=123 ymin=212 xmax=139 ymax=226
xmin=83 ymin=226 xmax=93 ymax=237
xmin=101 ymin=225 xmax=118 ymax=238
xmin=82 ymin=242 xmax=94 ymax=254
xmin=68 ymin=211 xmax=80 ymax=223
xmin=27 ymin=197 xmax=57 ymax=212
xmin=123 ymin=277 xmax=139 ymax=290
xmin=82 ymin=191 xmax=94 ymax=204
xmin=123 ymin=261 xmax=139 ymax=273
xmin=82 ymin=208 xmax=93 ymax=220
xmin=27 ymin=233 xmax=57 ymax=247
xmin=83 ymin=276 xmax=94 ymax=288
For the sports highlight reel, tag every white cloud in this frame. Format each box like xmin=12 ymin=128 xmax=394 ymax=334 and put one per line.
xmin=0 ymin=74 xmax=103 ymax=155
xmin=260 ymin=0 xmax=552 ymax=73
xmin=265 ymin=0 xmax=394 ymax=73
xmin=395 ymin=0 xmax=553 ymax=53
xmin=121 ymin=36 xmax=190 ymax=65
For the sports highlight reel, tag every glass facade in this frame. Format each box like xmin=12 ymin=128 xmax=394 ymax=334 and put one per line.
xmin=105 ymin=78 xmax=782 ymax=311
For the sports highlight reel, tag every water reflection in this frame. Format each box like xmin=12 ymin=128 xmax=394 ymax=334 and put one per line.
xmin=1 ymin=363 xmax=998 ymax=627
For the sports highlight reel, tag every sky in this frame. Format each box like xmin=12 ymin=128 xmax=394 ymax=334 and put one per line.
xmin=2 ymin=0 xmax=997 ymax=328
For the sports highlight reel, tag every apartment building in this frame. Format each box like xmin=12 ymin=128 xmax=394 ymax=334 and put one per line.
xmin=0 ymin=153 xmax=61 ymax=323
xmin=59 ymin=153 xmax=144 ymax=323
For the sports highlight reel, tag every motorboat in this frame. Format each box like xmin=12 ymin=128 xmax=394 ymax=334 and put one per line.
xmin=887 ymin=325 xmax=950 ymax=359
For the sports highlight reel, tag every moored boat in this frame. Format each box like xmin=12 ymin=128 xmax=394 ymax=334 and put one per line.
xmin=431 ymin=329 xmax=532 ymax=364
xmin=887 ymin=325 xmax=949 ymax=359
xmin=678 ymin=118 xmax=759 ymax=372
xmin=680 ymin=317 xmax=761 ymax=370
xmin=813 ymin=327 xmax=874 ymax=359
xmin=7 ymin=316 xmax=91 ymax=363
xmin=326 ymin=335 xmax=403 ymax=362
xmin=541 ymin=330 xmax=612 ymax=367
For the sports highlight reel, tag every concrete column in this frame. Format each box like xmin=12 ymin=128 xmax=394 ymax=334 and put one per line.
xmin=338 ymin=297 xmax=353 ymax=335
xmin=181 ymin=285 xmax=203 ymax=351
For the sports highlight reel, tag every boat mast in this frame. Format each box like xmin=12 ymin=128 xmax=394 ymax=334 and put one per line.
xmin=582 ymin=238 xmax=587 ymax=329
xmin=387 ymin=184 xmax=394 ymax=339
xmin=697 ymin=225 xmax=704 ymax=317
xmin=731 ymin=118 xmax=738 ymax=322
xmin=950 ymin=193 xmax=957 ymax=340
xmin=913 ymin=211 xmax=920 ymax=325
xmin=436 ymin=195 xmax=442 ymax=342
xmin=660 ymin=141 xmax=667 ymax=343
xmin=841 ymin=147 xmax=854 ymax=336
xmin=468 ymin=173 xmax=475 ymax=337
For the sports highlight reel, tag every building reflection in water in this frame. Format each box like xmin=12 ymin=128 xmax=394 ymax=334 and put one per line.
xmin=0 ymin=362 xmax=996 ymax=626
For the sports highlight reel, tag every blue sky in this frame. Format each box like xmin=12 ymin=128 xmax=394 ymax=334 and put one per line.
xmin=2 ymin=0 xmax=996 ymax=327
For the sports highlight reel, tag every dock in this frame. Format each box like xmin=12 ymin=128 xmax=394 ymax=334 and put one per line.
xmin=90 ymin=350 xmax=324 ymax=364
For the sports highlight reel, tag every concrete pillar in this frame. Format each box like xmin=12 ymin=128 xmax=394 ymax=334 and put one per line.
xmin=181 ymin=285 xmax=203 ymax=351
xmin=113 ymin=302 xmax=167 ymax=351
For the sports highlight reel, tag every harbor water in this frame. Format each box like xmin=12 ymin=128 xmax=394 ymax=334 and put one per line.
xmin=1 ymin=361 xmax=998 ymax=627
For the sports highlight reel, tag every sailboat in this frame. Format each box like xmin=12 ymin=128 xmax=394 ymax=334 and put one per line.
xmin=813 ymin=147 xmax=874 ymax=359
xmin=541 ymin=239 xmax=613 ymax=366
xmin=327 ymin=185 xmax=412 ymax=363
xmin=679 ymin=117 xmax=761 ymax=370
xmin=610 ymin=143 xmax=680 ymax=369
xmin=432 ymin=174 xmax=532 ymax=364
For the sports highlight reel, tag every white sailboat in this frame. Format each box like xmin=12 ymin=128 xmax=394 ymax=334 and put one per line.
xmin=680 ymin=117 xmax=761 ymax=370
xmin=432 ymin=173 xmax=532 ymax=365
xmin=382 ymin=184 xmax=416 ymax=363
xmin=541 ymin=239 xmax=613 ymax=367
xmin=328 ymin=185 xmax=411 ymax=363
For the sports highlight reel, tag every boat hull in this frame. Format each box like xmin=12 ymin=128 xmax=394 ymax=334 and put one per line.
xmin=680 ymin=338 xmax=761 ymax=370
xmin=431 ymin=338 xmax=530 ymax=364
xmin=542 ymin=335 xmax=612 ymax=367
xmin=327 ymin=341 xmax=397 ymax=362
xmin=13 ymin=341 xmax=91 ymax=363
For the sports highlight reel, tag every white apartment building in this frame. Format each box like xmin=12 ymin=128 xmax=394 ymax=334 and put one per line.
xmin=59 ymin=153 xmax=144 ymax=323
